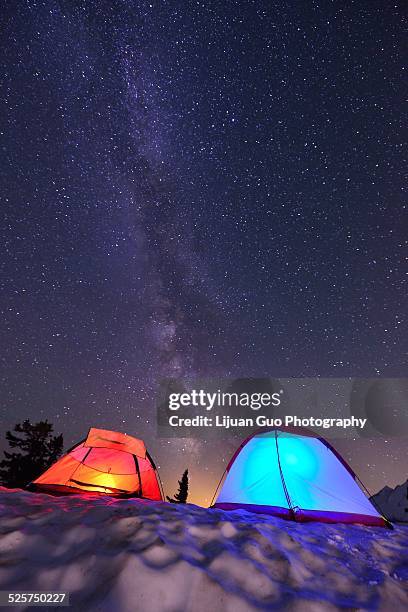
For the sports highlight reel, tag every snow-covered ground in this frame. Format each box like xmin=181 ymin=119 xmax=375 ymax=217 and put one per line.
xmin=0 ymin=487 xmax=407 ymax=611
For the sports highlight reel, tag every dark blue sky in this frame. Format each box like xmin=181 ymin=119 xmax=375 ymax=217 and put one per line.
xmin=0 ymin=1 xmax=406 ymax=502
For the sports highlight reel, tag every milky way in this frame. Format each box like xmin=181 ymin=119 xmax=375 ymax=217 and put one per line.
xmin=0 ymin=1 xmax=406 ymax=503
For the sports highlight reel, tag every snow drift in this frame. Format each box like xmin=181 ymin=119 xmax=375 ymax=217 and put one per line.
xmin=0 ymin=487 xmax=407 ymax=611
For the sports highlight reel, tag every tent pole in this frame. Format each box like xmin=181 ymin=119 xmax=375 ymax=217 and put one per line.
xmin=146 ymin=451 xmax=165 ymax=501
xmin=274 ymin=431 xmax=296 ymax=520
xmin=66 ymin=446 xmax=92 ymax=487
xmin=133 ymin=455 xmax=142 ymax=497
xmin=355 ymin=474 xmax=393 ymax=529
xmin=210 ymin=467 xmax=227 ymax=508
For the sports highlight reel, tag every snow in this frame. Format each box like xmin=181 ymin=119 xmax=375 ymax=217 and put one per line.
xmin=371 ymin=480 xmax=408 ymax=523
xmin=0 ymin=487 xmax=407 ymax=611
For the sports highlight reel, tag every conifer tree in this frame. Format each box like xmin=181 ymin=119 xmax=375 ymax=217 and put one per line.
xmin=0 ymin=420 xmax=63 ymax=488
xmin=166 ymin=469 xmax=189 ymax=503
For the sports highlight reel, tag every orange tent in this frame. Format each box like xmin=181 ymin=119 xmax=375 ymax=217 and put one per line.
xmin=29 ymin=428 xmax=163 ymax=500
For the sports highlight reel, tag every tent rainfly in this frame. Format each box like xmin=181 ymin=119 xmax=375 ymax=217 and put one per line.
xmin=29 ymin=428 xmax=163 ymax=500
xmin=212 ymin=428 xmax=391 ymax=527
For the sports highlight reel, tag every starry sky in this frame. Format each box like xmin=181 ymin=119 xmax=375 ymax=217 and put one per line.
xmin=1 ymin=1 xmax=406 ymax=505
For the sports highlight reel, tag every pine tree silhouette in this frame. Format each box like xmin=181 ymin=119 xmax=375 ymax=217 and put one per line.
xmin=166 ymin=469 xmax=189 ymax=503
xmin=0 ymin=420 xmax=63 ymax=488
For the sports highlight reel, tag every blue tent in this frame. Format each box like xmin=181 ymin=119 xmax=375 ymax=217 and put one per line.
xmin=212 ymin=428 xmax=390 ymax=527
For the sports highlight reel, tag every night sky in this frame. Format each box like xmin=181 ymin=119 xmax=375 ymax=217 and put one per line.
xmin=1 ymin=1 xmax=406 ymax=505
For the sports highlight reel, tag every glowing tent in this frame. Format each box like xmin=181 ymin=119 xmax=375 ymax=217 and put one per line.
xmin=212 ymin=428 xmax=390 ymax=527
xmin=30 ymin=428 xmax=163 ymax=500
